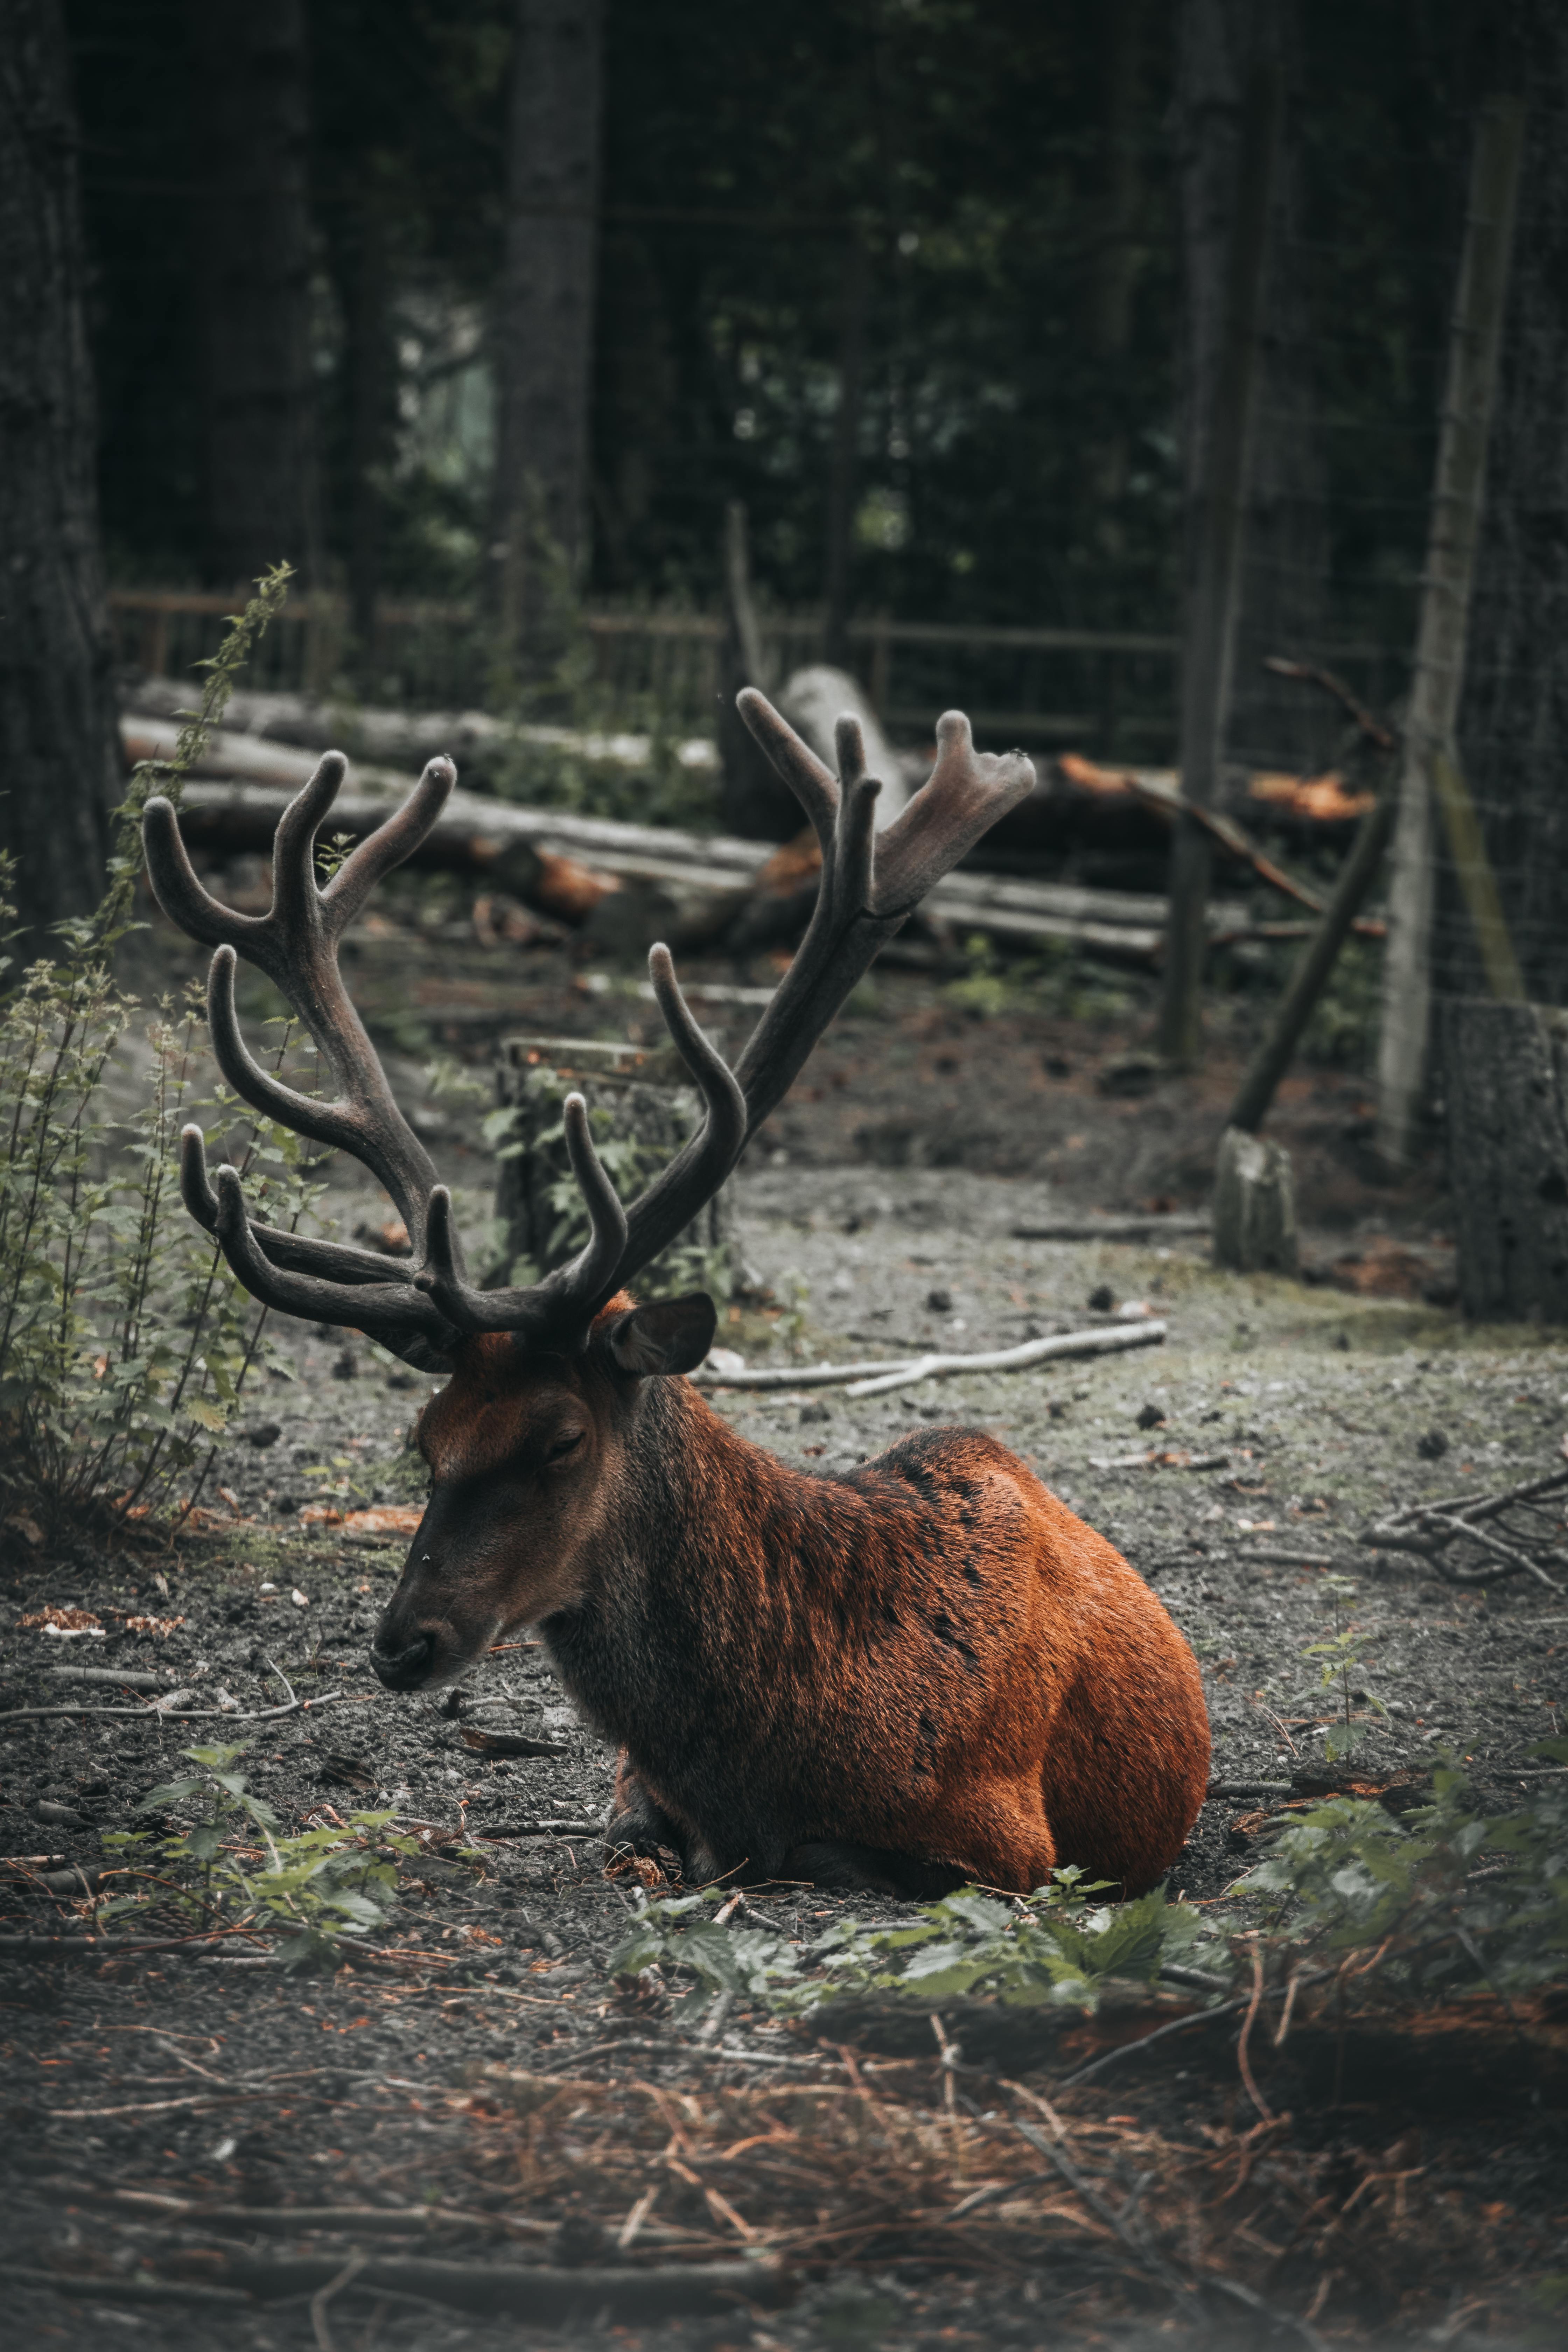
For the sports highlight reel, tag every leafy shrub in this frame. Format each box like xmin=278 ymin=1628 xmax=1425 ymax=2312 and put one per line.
xmin=608 ymin=1745 xmax=1568 ymax=2025
xmin=609 ymin=1873 xmax=1224 ymax=2024
xmin=100 ymin=1741 xmax=417 ymax=1968
xmin=1238 ymin=1740 xmax=1568 ymax=1997
xmin=0 ymin=568 xmax=327 ymax=1539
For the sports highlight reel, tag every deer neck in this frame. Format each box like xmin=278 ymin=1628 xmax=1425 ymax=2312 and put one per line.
xmin=538 ymin=1373 xmax=852 ymax=1736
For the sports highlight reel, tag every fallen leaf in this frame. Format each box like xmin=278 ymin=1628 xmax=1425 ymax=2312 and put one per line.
xmin=299 ymin=1505 xmax=344 ymax=1526
xmin=342 ymin=1505 xmax=423 ymax=1537
xmin=605 ymin=1850 xmax=667 ymax=1890
xmin=21 ymin=1606 xmax=104 ymax=1638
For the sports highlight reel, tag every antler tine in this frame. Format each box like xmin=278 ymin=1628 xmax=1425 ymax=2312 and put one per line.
xmin=732 ymin=693 xmax=1037 ymax=1144
xmin=416 ymin=1097 xmax=630 ymax=1338
xmin=145 ymin=757 xmax=449 ymax=1236
xmin=606 ymin=946 xmax=747 ymax=1293
xmin=870 ymin=710 xmax=1036 ymax=913
xmin=736 ymin=686 xmax=840 ymax=852
xmin=206 ymin=944 xmax=374 ymax=1169
xmin=321 ymin=755 xmax=456 ymax=934
xmin=209 ymin=1164 xmax=454 ymax=1356
xmin=178 ymin=1123 xmax=426 ymax=1290
xmin=143 ymin=794 xmax=269 ymax=953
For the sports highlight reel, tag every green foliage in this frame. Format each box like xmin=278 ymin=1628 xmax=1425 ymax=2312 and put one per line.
xmin=0 ymin=570 xmax=332 ymax=1538
xmin=944 ymin=934 xmax=1137 ymax=1028
xmin=1298 ymin=933 xmax=1383 ymax=1072
xmin=1238 ymin=1741 xmax=1568 ymax=1996
xmin=485 ymin=1066 xmax=735 ymax=1303
xmin=100 ymin=1743 xmax=418 ymax=1969
xmin=608 ymin=1873 xmax=1223 ymax=2025
xmin=1297 ymin=1574 xmax=1387 ymax=1763
xmin=768 ymin=1266 xmax=812 ymax=1352
xmin=608 ymin=1746 xmax=1568 ymax=2030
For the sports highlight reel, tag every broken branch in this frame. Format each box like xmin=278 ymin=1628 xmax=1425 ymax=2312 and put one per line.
xmin=1261 ymin=656 xmax=1399 ymax=754
xmin=695 ymin=1319 xmax=1166 ymax=1396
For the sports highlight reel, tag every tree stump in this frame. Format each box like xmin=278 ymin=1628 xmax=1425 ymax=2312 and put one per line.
xmin=493 ymin=1036 xmax=749 ymax=1300
xmin=1440 ymin=997 xmax=1568 ymax=1321
xmin=1212 ymin=1126 xmax=1298 ymax=1274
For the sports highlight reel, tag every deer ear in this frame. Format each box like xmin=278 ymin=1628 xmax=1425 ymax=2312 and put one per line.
xmin=602 ymin=1293 xmax=718 ymax=1377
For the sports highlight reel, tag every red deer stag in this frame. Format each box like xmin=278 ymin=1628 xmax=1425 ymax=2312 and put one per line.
xmin=141 ymin=692 xmax=1209 ymax=1896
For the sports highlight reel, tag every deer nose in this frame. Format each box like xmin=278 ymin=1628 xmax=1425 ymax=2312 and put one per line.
xmin=370 ymin=1631 xmax=435 ymax=1689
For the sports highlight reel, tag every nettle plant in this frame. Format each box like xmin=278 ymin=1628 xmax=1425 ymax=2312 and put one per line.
xmin=0 ymin=570 xmax=327 ymax=1539
xmin=1301 ymin=1573 xmax=1389 ymax=1763
xmin=613 ymin=1747 xmax=1568 ymax=2019
xmin=609 ymin=1874 xmax=1221 ymax=2024
xmin=100 ymin=1742 xmax=418 ymax=1968
xmin=1238 ymin=1743 xmax=1568 ymax=1996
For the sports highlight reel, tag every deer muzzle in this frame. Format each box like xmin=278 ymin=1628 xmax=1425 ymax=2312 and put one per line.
xmin=369 ymin=1628 xmax=437 ymax=1690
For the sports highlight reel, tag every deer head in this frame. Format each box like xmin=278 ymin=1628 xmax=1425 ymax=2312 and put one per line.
xmin=142 ymin=693 xmax=1033 ymax=1687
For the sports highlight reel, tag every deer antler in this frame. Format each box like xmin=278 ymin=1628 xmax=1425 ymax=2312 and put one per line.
xmin=144 ymin=701 xmax=1033 ymax=1364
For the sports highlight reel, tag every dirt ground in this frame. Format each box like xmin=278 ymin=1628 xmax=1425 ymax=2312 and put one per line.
xmin=2 ymin=897 xmax=1564 ymax=2348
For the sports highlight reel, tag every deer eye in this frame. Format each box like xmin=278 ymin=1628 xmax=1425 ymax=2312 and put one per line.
xmin=544 ymin=1429 xmax=585 ymax=1462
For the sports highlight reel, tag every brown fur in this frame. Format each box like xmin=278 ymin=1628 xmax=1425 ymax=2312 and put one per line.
xmin=373 ymin=1311 xmax=1210 ymax=1896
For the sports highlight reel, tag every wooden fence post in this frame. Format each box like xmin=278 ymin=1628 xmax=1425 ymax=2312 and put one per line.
xmin=1157 ymin=63 xmax=1282 ymax=1069
xmin=1374 ymin=96 xmax=1526 ymax=1166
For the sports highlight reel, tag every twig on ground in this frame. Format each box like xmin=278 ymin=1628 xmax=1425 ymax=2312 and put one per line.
xmin=0 ymin=2267 xmax=253 ymax=2307
xmin=1010 ymin=1215 xmax=1210 ymax=1243
xmin=1236 ymin=1943 xmax=1274 ymax=2122
xmin=1362 ymin=1466 xmax=1568 ymax=1591
xmin=1002 ymin=2110 xmax=1193 ymax=2306
xmin=1053 ymin=1998 xmax=1248 ymax=2091
xmin=0 ymin=1688 xmax=345 ymax=1727
xmin=311 ymin=2250 xmax=368 ymax=2352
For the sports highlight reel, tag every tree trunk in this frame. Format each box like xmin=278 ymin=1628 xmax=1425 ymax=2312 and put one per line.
xmin=1453 ymin=6 xmax=1568 ymax=1009
xmin=186 ymin=1 xmax=321 ymax=589
xmin=344 ymin=194 xmax=395 ymax=663
xmin=494 ymin=1043 xmax=747 ymax=1300
xmin=1086 ymin=0 xmax=1149 ymax=548
xmin=1173 ymin=0 xmax=1328 ymax=777
xmin=1441 ymin=997 xmax=1568 ymax=1323
xmin=0 ymin=0 xmax=117 ymax=947
xmin=489 ymin=0 xmax=605 ymax=668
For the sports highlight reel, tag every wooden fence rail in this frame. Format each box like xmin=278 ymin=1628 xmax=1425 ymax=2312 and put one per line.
xmin=107 ymin=587 xmax=1399 ymax=764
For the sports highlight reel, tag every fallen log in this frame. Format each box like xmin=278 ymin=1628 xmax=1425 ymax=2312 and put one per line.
xmin=122 ymin=718 xmax=761 ymax=872
xmin=161 ymin=774 xmax=1253 ymax=964
xmin=145 ymin=728 xmax=1295 ymax=966
xmin=123 ymin=676 xmax=720 ymax=786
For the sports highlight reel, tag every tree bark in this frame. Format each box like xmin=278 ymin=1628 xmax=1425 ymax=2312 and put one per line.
xmin=1454 ymin=6 xmax=1568 ymax=1009
xmin=344 ymin=194 xmax=395 ymax=660
xmin=0 ymin=0 xmax=118 ymax=946
xmin=1441 ymin=998 xmax=1568 ymax=1323
xmin=489 ymin=0 xmax=605 ymax=666
xmin=1173 ymin=0 xmax=1328 ymax=777
xmin=185 ymin=1 xmax=321 ymax=589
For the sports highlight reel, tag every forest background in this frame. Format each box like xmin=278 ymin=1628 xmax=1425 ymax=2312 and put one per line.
xmin=6 ymin=0 xmax=1568 ymax=1027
